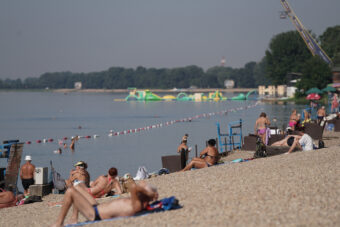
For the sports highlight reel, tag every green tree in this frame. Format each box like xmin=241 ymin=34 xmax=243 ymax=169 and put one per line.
xmin=295 ymin=56 xmax=332 ymax=96
xmin=319 ymin=25 xmax=340 ymax=65
xmin=265 ymin=31 xmax=311 ymax=85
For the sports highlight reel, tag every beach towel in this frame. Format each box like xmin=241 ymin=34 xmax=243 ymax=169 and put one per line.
xmin=65 ymin=196 xmax=182 ymax=227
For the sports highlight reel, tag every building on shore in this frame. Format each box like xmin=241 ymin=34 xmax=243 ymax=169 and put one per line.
xmin=258 ymin=73 xmax=300 ymax=98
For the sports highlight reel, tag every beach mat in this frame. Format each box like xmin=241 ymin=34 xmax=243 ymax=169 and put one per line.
xmin=66 ymin=196 xmax=182 ymax=227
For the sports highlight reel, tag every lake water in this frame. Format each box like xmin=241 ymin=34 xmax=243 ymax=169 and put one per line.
xmin=0 ymin=91 xmax=304 ymax=191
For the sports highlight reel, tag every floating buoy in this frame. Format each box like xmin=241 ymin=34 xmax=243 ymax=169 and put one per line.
xmin=93 ymin=135 xmax=99 ymax=138
xmin=43 ymin=139 xmax=48 ymax=143
xmin=48 ymin=138 xmax=54 ymax=142
xmin=85 ymin=135 xmax=91 ymax=139
xmin=63 ymin=137 xmax=68 ymax=140
xmin=36 ymin=140 xmax=42 ymax=143
xmin=26 ymin=141 xmax=31 ymax=144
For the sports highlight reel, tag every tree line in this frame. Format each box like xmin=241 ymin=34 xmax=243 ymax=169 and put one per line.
xmin=1 ymin=25 xmax=339 ymax=94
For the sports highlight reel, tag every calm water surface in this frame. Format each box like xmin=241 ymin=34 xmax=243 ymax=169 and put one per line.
xmin=0 ymin=91 xmax=304 ymax=190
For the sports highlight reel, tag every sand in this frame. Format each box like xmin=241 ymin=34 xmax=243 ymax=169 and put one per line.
xmin=0 ymin=131 xmax=339 ymax=227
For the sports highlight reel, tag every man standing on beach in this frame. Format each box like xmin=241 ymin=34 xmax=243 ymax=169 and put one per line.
xmin=20 ymin=155 xmax=35 ymax=196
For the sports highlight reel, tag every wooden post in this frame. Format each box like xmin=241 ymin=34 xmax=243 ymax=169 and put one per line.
xmin=195 ymin=144 xmax=198 ymax=157
xmin=224 ymin=137 xmax=227 ymax=153
xmin=215 ymin=138 xmax=219 ymax=153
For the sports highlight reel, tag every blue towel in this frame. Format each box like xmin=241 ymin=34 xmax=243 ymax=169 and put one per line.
xmin=65 ymin=196 xmax=182 ymax=227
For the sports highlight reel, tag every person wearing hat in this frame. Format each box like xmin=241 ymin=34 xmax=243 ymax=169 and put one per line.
xmin=65 ymin=161 xmax=90 ymax=188
xmin=20 ymin=155 xmax=35 ymax=196
xmin=177 ymin=134 xmax=190 ymax=169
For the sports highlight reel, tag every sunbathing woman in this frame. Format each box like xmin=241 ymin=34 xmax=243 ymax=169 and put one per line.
xmin=254 ymin=112 xmax=270 ymax=144
xmin=289 ymin=109 xmax=299 ymax=131
xmin=181 ymin=139 xmax=219 ymax=171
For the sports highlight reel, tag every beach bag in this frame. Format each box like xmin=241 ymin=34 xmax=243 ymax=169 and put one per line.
xmin=134 ymin=166 xmax=149 ymax=180
xmin=254 ymin=137 xmax=267 ymax=158
xmin=158 ymin=168 xmax=170 ymax=175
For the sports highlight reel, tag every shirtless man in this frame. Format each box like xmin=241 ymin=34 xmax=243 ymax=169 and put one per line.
xmin=181 ymin=139 xmax=219 ymax=171
xmin=177 ymin=134 xmax=190 ymax=169
xmin=52 ymin=182 xmax=158 ymax=227
xmin=65 ymin=161 xmax=90 ymax=188
xmin=20 ymin=155 xmax=35 ymax=196
xmin=317 ymin=106 xmax=326 ymax=124
xmin=88 ymin=167 xmax=122 ymax=198
xmin=254 ymin=112 xmax=271 ymax=144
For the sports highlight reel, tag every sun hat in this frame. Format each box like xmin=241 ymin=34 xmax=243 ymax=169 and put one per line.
xmin=74 ymin=161 xmax=87 ymax=168
xmin=25 ymin=155 xmax=32 ymax=161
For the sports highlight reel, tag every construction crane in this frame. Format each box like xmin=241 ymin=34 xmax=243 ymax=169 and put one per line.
xmin=279 ymin=0 xmax=333 ymax=66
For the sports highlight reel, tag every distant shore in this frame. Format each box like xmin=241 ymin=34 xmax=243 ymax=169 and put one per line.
xmin=52 ymin=88 xmax=256 ymax=93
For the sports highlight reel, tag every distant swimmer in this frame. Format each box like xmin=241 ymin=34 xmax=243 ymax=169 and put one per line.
xmin=54 ymin=148 xmax=62 ymax=154
xmin=70 ymin=138 xmax=75 ymax=151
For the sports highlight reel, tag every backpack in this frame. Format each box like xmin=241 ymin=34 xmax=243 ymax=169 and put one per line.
xmin=254 ymin=136 xmax=267 ymax=158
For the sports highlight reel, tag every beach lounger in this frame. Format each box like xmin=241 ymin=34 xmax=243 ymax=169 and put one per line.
xmin=161 ymin=155 xmax=182 ymax=173
xmin=242 ymin=134 xmax=285 ymax=151
xmin=327 ymin=118 xmax=340 ymax=132
xmin=303 ymin=122 xmax=325 ymax=140
xmin=65 ymin=196 xmax=182 ymax=227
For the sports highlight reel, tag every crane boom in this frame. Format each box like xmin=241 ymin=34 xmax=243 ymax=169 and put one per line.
xmin=280 ymin=0 xmax=333 ymax=65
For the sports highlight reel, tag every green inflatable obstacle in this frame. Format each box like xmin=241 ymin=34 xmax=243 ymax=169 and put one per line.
xmin=231 ymin=93 xmax=246 ymax=100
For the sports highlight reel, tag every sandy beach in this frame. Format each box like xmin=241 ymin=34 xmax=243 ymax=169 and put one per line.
xmin=0 ymin=131 xmax=339 ymax=227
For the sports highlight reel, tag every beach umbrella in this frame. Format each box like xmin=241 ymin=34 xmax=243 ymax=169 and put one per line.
xmin=322 ymin=86 xmax=336 ymax=92
xmin=306 ymin=87 xmax=323 ymax=94
xmin=306 ymin=93 xmax=321 ymax=100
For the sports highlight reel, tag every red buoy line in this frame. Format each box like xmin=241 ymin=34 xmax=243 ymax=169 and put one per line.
xmin=24 ymin=102 xmax=260 ymax=145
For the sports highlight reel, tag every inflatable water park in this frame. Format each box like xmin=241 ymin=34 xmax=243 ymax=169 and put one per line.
xmin=122 ymin=88 xmax=256 ymax=102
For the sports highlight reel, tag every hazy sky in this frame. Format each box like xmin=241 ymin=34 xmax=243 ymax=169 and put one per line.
xmin=1 ymin=0 xmax=339 ymax=79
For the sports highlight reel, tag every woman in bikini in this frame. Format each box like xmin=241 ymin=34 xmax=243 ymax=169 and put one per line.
xmin=289 ymin=109 xmax=299 ymax=131
xmin=180 ymin=139 xmax=219 ymax=171
xmin=254 ymin=112 xmax=270 ymax=144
